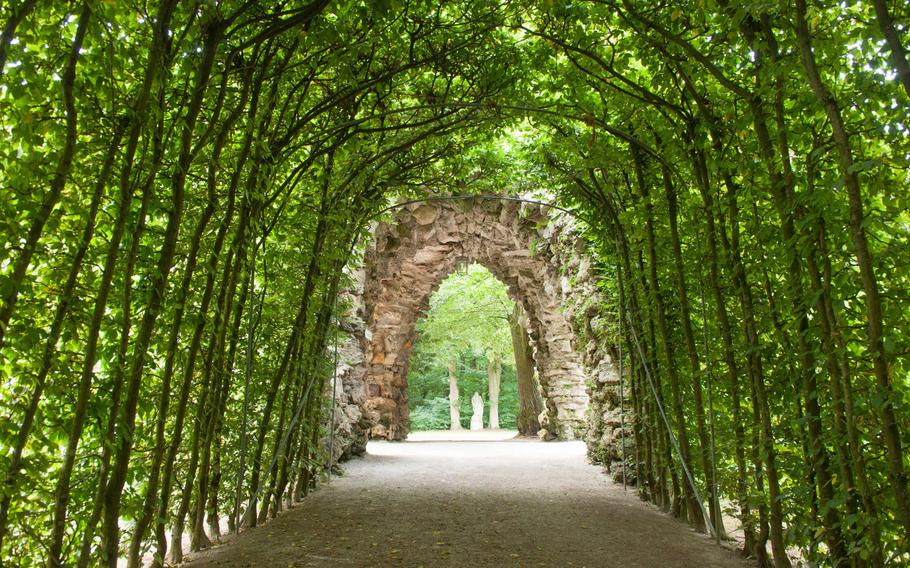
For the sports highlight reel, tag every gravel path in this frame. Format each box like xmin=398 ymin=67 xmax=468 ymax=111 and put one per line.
xmin=183 ymin=433 xmax=754 ymax=567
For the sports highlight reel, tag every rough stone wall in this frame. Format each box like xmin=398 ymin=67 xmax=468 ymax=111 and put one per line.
xmin=360 ymin=198 xmax=591 ymax=440
xmin=323 ymin=271 xmax=371 ymax=465
xmin=327 ymin=197 xmax=632 ymax=478
xmin=537 ymin=216 xmax=635 ymax=482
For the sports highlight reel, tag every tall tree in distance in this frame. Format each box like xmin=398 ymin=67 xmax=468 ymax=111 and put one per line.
xmin=448 ymin=358 xmax=462 ymax=431
xmin=409 ymin=264 xmax=516 ymax=431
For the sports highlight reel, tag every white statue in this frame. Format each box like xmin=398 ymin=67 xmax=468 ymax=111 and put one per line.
xmin=470 ymin=392 xmax=484 ymax=431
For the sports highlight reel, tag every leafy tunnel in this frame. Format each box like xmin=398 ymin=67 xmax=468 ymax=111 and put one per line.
xmin=0 ymin=0 xmax=909 ymax=566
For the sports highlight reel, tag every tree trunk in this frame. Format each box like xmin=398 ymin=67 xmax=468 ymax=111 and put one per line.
xmin=0 ymin=96 xmax=121 ymax=557
xmin=662 ymin=158 xmax=724 ymax=539
xmin=208 ymin=269 xmax=253 ymax=538
xmin=6 ymin=6 xmax=90 ymax=551
xmin=448 ymin=358 xmax=462 ymax=430
xmin=45 ymin=2 xmax=169 ymax=558
xmin=635 ymin=247 xmax=674 ymax=513
xmin=794 ymin=0 xmax=910 ymax=538
xmin=718 ymin=172 xmax=784 ymax=568
xmin=257 ymin=371 xmax=295 ymax=525
xmin=684 ymin=146 xmax=755 ymax=554
xmin=193 ymin=233 xmax=251 ymax=550
xmin=613 ymin=240 xmax=650 ymax=500
xmin=821 ymin=218 xmax=884 ymax=565
xmin=803 ymin=156 xmax=867 ymax=559
xmin=633 ymin=144 xmax=703 ymax=531
xmin=154 ymin=62 xmax=261 ymax=566
xmin=486 ymin=352 xmax=501 ymax=430
xmin=292 ymin=391 xmax=320 ymax=502
xmin=100 ymin=19 xmax=220 ymax=565
xmin=609 ymin=220 xmax=657 ymax=504
xmin=126 ymin=48 xmax=246 ymax=566
xmin=747 ymin=17 xmax=846 ymax=563
xmin=0 ymin=0 xmax=37 ymax=82
xmin=871 ymin=0 xmax=910 ymax=99
xmin=72 ymin=149 xmax=156 ymax=566
xmin=509 ymin=304 xmax=541 ymax=436
xmin=0 ymin=1 xmax=83 ymax=352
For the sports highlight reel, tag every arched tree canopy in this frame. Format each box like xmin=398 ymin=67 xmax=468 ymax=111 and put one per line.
xmin=0 ymin=0 xmax=909 ymax=565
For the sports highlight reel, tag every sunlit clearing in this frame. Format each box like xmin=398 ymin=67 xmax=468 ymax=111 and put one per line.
xmin=406 ymin=263 xmax=519 ymax=434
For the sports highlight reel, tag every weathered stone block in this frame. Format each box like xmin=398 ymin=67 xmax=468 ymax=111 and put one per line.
xmin=411 ymin=203 xmax=439 ymax=225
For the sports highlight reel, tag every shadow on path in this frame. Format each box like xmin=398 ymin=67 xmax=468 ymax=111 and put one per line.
xmin=184 ymin=437 xmax=754 ymax=568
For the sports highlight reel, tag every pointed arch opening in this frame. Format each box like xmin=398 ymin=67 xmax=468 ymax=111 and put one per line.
xmin=360 ymin=198 xmax=590 ymax=441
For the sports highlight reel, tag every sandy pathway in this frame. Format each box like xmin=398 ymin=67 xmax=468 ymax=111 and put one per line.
xmin=183 ymin=433 xmax=754 ymax=567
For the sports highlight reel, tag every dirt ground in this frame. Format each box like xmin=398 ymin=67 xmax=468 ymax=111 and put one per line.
xmin=183 ymin=432 xmax=755 ymax=567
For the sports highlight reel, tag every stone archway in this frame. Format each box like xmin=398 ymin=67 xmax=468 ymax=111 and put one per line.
xmin=360 ymin=198 xmax=591 ymax=440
